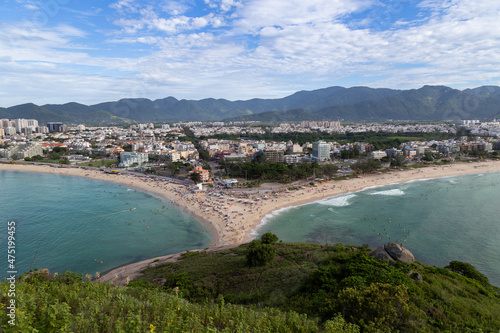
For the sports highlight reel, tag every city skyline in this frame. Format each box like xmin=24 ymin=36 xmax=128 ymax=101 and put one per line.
xmin=1 ymin=0 xmax=500 ymax=107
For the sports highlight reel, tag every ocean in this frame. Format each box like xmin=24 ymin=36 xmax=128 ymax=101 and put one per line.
xmin=0 ymin=170 xmax=211 ymax=279
xmin=2 ymin=170 xmax=499 ymax=287
xmin=255 ymin=172 xmax=500 ymax=287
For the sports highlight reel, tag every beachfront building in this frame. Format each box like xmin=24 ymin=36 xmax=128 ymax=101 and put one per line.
xmin=189 ymin=166 xmax=211 ymax=183
xmin=0 ymin=143 xmax=43 ymax=159
xmin=119 ymin=152 xmax=149 ymax=168
xmin=284 ymin=154 xmax=304 ymax=164
xmin=371 ymin=151 xmax=387 ymax=159
xmin=264 ymin=149 xmax=285 ymax=163
xmin=312 ymin=140 xmax=330 ymax=162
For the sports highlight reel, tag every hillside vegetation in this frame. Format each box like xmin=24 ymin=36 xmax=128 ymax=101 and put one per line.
xmin=2 ymin=235 xmax=500 ymax=332
xmin=2 ymin=85 xmax=500 ymax=123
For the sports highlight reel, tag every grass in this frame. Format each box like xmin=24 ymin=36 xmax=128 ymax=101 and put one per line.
xmin=78 ymin=159 xmax=118 ymax=167
xmin=0 ymin=273 xmax=328 ymax=332
xmin=134 ymin=240 xmax=500 ymax=332
xmin=402 ymin=164 xmax=429 ymax=169
xmin=3 ymin=240 xmax=500 ymax=332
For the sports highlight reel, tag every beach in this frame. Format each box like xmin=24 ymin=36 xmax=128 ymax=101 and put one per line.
xmin=2 ymin=160 xmax=500 ymax=284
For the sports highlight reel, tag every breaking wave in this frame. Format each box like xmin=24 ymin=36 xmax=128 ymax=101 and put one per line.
xmin=317 ymin=194 xmax=357 ymax=207
xmin=369 ymin=189 xmax=405 ymax=196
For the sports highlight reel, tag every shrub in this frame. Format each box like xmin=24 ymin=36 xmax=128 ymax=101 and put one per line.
xmin=337 ymin=283 xmax=411 ymax=331
xmin=246 ymin=240 xmax=278 ymax=267
xmin=445 ymin=261 xmax=490 ymax=286
xmin=323 ymin=314 xmax=360 ymax=333
xmin=261 ymin=232 xmax=279 ymax=244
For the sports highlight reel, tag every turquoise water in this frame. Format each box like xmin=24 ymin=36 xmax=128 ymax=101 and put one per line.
xmin=0 ymin=170 xmax=211 ymax=278
xmin=256 ymin=172 xmax=500 ymax=287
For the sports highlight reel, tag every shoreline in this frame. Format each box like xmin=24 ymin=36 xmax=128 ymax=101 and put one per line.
xmin=2 ymin=160 xmax=500 ymax=284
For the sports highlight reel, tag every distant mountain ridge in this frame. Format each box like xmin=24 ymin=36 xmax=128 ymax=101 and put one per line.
xmin=1 ymin=85 xmax=499 ymax=124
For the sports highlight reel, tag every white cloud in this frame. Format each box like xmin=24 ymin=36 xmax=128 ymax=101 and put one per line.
xmin=111 ymin=3 xmax=225 ymax=35
xmin=109 ymin=0 xmax=139 ymax=13
xmin=160 ymin=0 xmax=192 ymax=15
xmin=2 ymin=0 xmax=500 ymax=106
xmin=204 ymin=0 xmax=241 ymax=12
xmin=232 ymin=0 xmax=374 ymax=33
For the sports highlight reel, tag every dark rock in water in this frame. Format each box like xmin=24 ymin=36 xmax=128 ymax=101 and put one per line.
xmin=369 ymin=243 xmax=415 ymax=264
xmin=385 ymin=243 xmax=415 ymax=263
xmin=370 ymin=246 xmax=395 ymax=262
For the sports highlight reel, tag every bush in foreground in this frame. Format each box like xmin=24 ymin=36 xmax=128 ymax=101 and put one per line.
xmin=1 ymin=273 xmax=351 ymax=332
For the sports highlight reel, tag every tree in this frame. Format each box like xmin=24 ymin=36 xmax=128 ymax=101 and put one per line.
xmin=190 ymin=172 xmax=201 ymax=184
xmin=198 ymin=149 xmax=210 ymax=161
xmin=50 ymin=152 xmax=61 ymax=160
xmin=253 ymin=152 xmax=266 ymax=163
xmin=421 ymin=152 xmax=434 ymax=161
xmin=351 ymin=159 xmax=381 ymax=173
xmin=166 ymin=162 xmax=181 ymax=176
xmin=445 ymin=261 xmax=490 ymax=286
xmin=390 ymin=154 xmax=406 ymax=167
xmin=261 ymin=232 xmax=279 ymax=244
xmin=202 ymin=162 xmax=212 ymax=171
xmin=320 ymin=164 xmax=338 ymax=178
xmin=246 ymin=240 xmax=277 ymax=267
xmin=53 ymin=146 xmax=68 ymax=154
xmin=122 ymin=144 xmax=133 ymax=152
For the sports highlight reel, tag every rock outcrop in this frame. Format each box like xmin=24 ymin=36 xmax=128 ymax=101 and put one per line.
xmin=21 ymin=268 xmax=53 ymax=281
xmin=369 ymin=243 xmax=415 ymax=263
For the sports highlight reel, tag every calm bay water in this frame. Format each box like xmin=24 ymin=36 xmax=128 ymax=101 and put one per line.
xmin=256 ymin=172 xmax=500 ymax=287
xmin=0 ymin=170 xmax=210 ymax=278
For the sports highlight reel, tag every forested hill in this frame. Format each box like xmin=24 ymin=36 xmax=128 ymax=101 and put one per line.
xmin=1 ymin=85 xmax=500 ymax=124
xmin=4 ymin=238 xmax=500 ymax=332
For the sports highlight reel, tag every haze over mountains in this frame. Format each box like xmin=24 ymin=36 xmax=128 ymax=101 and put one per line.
xmin=1 ymin=86 xmax=500 ymax=125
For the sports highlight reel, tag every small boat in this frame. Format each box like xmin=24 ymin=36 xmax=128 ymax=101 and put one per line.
xmin=130 ymin=207 xmax=136 ymax=211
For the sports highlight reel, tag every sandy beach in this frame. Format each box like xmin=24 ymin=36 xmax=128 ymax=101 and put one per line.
xmin=2 ymin=160 xmax=500 ymax=284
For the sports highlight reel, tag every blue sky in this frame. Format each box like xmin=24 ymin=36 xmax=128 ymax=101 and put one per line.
xmin=1 ymin=0 xmax=499 ymax=106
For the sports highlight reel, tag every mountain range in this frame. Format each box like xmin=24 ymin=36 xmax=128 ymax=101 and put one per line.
xmin=1 ymin=85 xmax=499 ymax=124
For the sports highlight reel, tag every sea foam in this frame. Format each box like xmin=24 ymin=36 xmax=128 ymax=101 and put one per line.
xmin=249 ymin=206 xmax=295 ymax=240
xmin=317 ymin=194 xmax=357 ymax=207
xmin=369 ymin=189 xmax=405 ymax=196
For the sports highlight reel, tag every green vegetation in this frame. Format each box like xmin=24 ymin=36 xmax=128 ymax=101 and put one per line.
xmin=218 ymin=159 xmax=337 ymax=183
xmin=246 ymin=239 xmax=278 ymax=267
xmin=202 ymin=131 xmax=458 ymax=148
xmin=2 ymin=235 xmax=499 ymax=332
xmin=78 ymin=159 xmax=118 ymax=167
xmin=132 ymin=236 xmax=500 ymax=332
xmin=1 ymin=272 xmax=329 ymax=332
xmin=350 ymin=159 xmax=381 ymax=173
xmin=3 ymin=86 xmax=500 ymax=124
xmin=189 ymin=172 xmax=201 ymax=184
xmin=445 ymin=261 xmax=491 ymax=287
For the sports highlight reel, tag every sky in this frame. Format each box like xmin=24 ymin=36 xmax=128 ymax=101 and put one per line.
xmin=1 ymin=0 xmax=500 ymax=107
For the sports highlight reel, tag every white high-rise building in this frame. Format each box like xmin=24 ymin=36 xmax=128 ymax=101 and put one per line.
xmin=118 ymin=152 xmax=149 ymax=168
xmin=15 ymin=118 xmax=28 ymax=133
xmin=312 ymin=140 xmax=330 ymax=162
xmin=4 ymin=127 xmax=16 ymax=135
xmin=0 ymin=119 xmax=10 ymax=128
